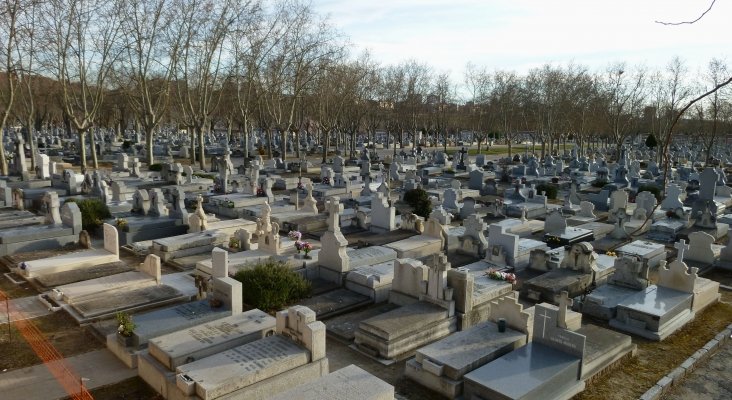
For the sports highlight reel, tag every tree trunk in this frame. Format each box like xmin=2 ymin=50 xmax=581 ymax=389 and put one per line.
xmin=0 ymin=126 xmax=7 ymax=176
xmin=351 ymin=131 xmax=356 ymax=159
xmin=241 ymin=122 xmax=249 ymax=160
xmin=266 ymin=129 xmax=273 ymax=159
xmin=190 ymin=130 xmax=196 ymax=165
xmin=280 ymin=129 xmax=286 ymax=160
xmin=146 ymin=127 xmax=154 ymax=166
xmin=27 ymin=124 xmax=36 ymax=170
xmin=79 ymin=131 xmax=88 ymax=172
xmin=198 ymin=126 xmax=206 ymax=170
xmin=90 ymin=130 xmax=99 ymax=170
xmin=295 ymin=130 xmax=301 ymax=160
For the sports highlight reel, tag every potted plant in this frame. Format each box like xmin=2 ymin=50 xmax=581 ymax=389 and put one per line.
xmin=116 ymin=312 xmax=136 ymax=347
xmin=228 ymin=237 xmax=240 ymax=250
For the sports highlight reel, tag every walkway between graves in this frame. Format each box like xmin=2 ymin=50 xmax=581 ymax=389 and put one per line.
xmin=0 ymin=349 xmax=135 ymax=399
xmin=663 ymin=339 xmax=732 ymax=400
xmin=1 ymin=295 xmax=53 ymax=323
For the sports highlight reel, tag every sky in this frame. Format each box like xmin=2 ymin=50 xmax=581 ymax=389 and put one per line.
xmin=311 ymin=0 xmax=730 ymax=80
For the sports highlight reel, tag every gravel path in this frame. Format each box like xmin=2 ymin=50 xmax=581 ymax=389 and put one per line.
xmin=663 ymin=338 xmax=732 ymax=400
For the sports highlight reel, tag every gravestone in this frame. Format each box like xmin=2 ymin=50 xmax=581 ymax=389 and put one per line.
xmin=132 ymin=189 xmax=151 ymax=215
xmin=319 ymin=197 xmax=350 ymax=283
xmin=149 ymin=188 xmax=169 ymax=217
xmin=660 ymin=184 xmax=683 ymax=210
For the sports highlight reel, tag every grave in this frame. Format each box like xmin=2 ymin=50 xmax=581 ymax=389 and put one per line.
xmin=523 ymin=242 xmax=614 ymax=303
xmin=269 ymin=364 xmax=394 ymax=400
xmin=405 ymin=292 xmax=531 ymax=399
xmin=384 ymin=207 xmax=448 ymax=260
xmin=615 ymin=240 xmax=666 ymax=269
xmin=19 ymin=222 xmax=119 ymax=278
xmin=483 ymin=224 xmax=549 ymax=271
xmin=543 ymin=211 xmax=594 ymax=249
xmin=138 ymin=310 xmax=276 ymax=399
xmin=609 ymin=240 xmax=699 ymax=341
xmin=343 ymin=246 xmax=398 ymax=302
xmin=0 ymin=197 xmax=82 ymax=257
xmin=581 ymin=255 xmax=650 ymax=320
xmin=151 ymin=231 xmax=229 ymax=262
xmin=354 ymin=254 xmax=458 ymax=362
xmin=55 ymin=254 xmax=185 ymax=323
xmin=172 ymin=305 xmax=328 ymax=400
xmin=463 ymin=302 xmax=586 ymax=400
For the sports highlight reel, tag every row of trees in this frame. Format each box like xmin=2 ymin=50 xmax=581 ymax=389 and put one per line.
xmin=1 ymin=0 xmax=731 ymax=175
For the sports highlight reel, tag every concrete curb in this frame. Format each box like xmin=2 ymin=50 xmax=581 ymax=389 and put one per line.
xmin=639 ymin=322 xmax=732 ymax=400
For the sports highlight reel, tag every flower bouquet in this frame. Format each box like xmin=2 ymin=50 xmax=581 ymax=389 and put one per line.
xmin=486 ymin=268 xmax=517 ymax=284
xmin=301 ymin=241 xmax=313 ymax=259
xmin=256 ymin=188 xmax=265 ymax=197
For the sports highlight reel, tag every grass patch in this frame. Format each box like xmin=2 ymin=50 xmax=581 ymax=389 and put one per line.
xmin=575 ymin=299 xmax=732 ymax=400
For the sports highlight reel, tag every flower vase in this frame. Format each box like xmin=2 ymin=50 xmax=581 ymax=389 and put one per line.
xmin=304 ymin=253 xmax=312 ymax=260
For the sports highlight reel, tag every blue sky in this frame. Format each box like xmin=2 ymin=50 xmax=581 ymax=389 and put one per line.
xmin=312 ymin=0 xmax=730 ymax=78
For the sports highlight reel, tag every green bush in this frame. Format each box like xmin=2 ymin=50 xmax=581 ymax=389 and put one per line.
xmin=645 ymin=133 xmax=658 ymax=148
xmin=65 ymin=198 xmax=111 ymax=231
xmin=404 ymin=188 xmax=428 ymax=207
xmin=148 ymin=163 xmax=163 ymax=171
xmin=404 ymin=188 xmax=432 ymax=218
xmin=536 ymin=183 xmax=558 ymax=199
xmin=403 ymin=188 xmax=433 ymax=218
xmin=637 ymin=185 xmax=662 ymax=201
xmin=591 ymin=180 xmax=607 ymax=188
xmin=233 ymin=259 xmax=311 ymax=312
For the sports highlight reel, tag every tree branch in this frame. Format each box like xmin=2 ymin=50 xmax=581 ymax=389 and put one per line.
xmin=655 ymin=0 xmax=716 ymax=25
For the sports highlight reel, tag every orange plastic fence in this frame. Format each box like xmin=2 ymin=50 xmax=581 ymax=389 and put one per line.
xmin=1 ymin=290 xmax=93 ymax=400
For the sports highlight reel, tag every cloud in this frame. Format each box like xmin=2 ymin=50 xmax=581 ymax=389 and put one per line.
xmin=312 ymin=0 xmax=731 ymax=80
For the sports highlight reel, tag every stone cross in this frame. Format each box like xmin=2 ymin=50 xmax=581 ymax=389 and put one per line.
xmin=537 ymin=307 xmax=552 ymax=339
xmin=674 ymin=239 xmax=689 ymax=262
xmin=557 ymin=291 xmax=573 ymax=329
xmin=326 ymin=197 xmax=343 ymax=232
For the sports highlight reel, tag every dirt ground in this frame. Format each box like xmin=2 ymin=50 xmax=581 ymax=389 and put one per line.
xmin=0 ymin=312 xmax=105 ymax=371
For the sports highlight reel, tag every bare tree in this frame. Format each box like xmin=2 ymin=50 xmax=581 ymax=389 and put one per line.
xmin=41 ymin=0 xmax=123 ymax=172
xmin=0 ymin=0 xmax=27 ymax=175
xmin=492 ymin=70 xmax=520 ymax=157
xmin=700 ymin=58 xmax=729 ymax=162
xmin=119 ymin=0 xmax=182 ymax=166
xmin=13 ymin=2 xmax=42 ymax=171
xmin=173 ymin=0 xmax=245 ymax=170
xmin=599 ymin=63 xmax=646 ymax=159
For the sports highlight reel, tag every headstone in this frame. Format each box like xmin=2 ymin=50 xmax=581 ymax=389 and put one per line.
xmin=661 ymin=184 xmax=683 ymax=210
xmin=319 ymin=197 xmax=350 ymax=280
xmin=103 ymin=223 xmax=119 ymax=256
xmin=132 ymin=189 xmax=151 ymax=215
xmin=149 ymin=188 xmax=169 ymax=217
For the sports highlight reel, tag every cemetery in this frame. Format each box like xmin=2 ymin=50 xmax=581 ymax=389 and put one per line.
xmin=0 ymin=2 xmax=731 ymax=400
xmin=2 ymin=127 xmax=732 ymax=400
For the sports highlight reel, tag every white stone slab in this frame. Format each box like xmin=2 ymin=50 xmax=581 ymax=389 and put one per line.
xmin=149 ymin=309 xmax=276 ymax=369
xmin=176 ymin=335 xmax=309 ymax=400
